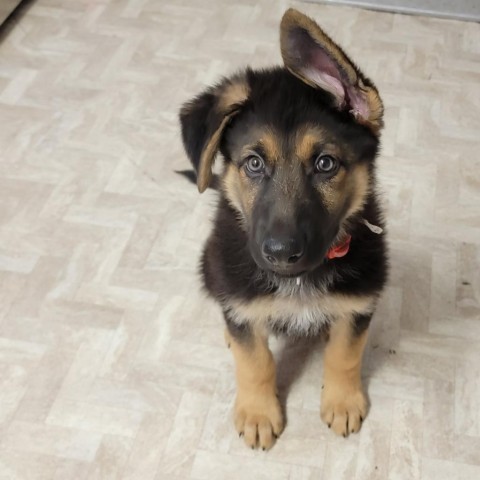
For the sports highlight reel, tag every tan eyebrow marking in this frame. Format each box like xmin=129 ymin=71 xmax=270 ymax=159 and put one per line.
xmin=295 ymin=126 xmax=330 ymax=165
xmin=259 ymin=129 xmax=281 ymax=163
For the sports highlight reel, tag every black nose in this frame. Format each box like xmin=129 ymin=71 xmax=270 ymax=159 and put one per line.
xmin=262 ymin=236 xmax=305 ymax=266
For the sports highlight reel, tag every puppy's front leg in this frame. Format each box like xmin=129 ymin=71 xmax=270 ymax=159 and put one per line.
xmin=225 ymin=320 xmax=283 ymax=450
xmin=321 ymin=313 xmax=371 ymax=437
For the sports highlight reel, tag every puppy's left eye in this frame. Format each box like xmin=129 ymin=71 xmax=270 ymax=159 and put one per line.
xmin=314 ymin=154 xmax=339 ymax=176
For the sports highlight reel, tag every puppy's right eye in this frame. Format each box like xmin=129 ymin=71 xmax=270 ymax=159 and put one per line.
xmin=244 ymin=155 xmax=265 ymax=176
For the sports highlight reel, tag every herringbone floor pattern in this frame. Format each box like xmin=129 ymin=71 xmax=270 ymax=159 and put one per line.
xmin=0 ymin=0 xmax=479 ymax=478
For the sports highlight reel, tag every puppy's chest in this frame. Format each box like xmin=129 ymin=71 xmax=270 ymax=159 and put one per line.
xmin=229 ymin=284 xmax=334 ymax=336
xmin=267 ymin=289 xmax=332 ymax=335
xmin=227 ymin=281 xmax=374 ymax=336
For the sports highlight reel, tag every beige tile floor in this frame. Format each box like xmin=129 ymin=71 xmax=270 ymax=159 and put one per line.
xmin=0 ymin=0 xmax=479 ymax=479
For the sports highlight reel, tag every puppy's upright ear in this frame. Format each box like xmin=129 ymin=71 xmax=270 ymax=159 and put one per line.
xmin=280 ymin=9 xmax=383 ymax=133
xmin=180 ymin=74 xmax=249 ymax=193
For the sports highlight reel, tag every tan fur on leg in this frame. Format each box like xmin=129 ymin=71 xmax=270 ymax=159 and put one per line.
xmin=228 ymin=327 xmax=283 ymax=450
xmin=320 ymin=316 xmax=368 ymax=437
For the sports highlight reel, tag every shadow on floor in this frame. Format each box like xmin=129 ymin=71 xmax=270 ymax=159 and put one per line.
xmin=274 ymin=334 xmax=325 ymax=423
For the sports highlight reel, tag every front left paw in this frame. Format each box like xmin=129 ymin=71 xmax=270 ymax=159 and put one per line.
xmin=320 ymin=381 xmax=368 ymax=437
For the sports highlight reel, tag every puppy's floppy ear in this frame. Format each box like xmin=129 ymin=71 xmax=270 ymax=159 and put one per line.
xmin=179 ymin=74 xmax=249 ymax=193
xmin=280 ymin=8 xmax=383 ymax=133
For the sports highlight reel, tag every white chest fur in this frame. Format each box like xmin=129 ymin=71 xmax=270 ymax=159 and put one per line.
xmin=226 ymin=281 xmax=375 ymax=336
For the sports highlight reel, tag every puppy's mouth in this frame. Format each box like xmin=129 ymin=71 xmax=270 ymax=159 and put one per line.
xmin=255 ymin=255 xmax=325 ymax=279
xmin=249 ymin=230 xmax=340 ymax=279
xmin=269 ymin=269 xmax=307 ymax=279
xmin=253 ymin=256 xmax=311 ymax=278
xmin=260 ymin=233 xmax=349 ymax=276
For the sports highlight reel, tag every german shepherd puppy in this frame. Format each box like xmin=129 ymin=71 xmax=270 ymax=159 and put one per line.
xmin=179 ymin=8 xmax=387 ymax=450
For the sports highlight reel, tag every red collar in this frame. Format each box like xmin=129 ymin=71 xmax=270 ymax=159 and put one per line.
xmin=326 ymin=235 xmax=351 ymax=260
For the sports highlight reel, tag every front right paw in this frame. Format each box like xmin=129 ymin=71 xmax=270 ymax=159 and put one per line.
xmin=234 ymin=390 xmax=284 ymax=450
